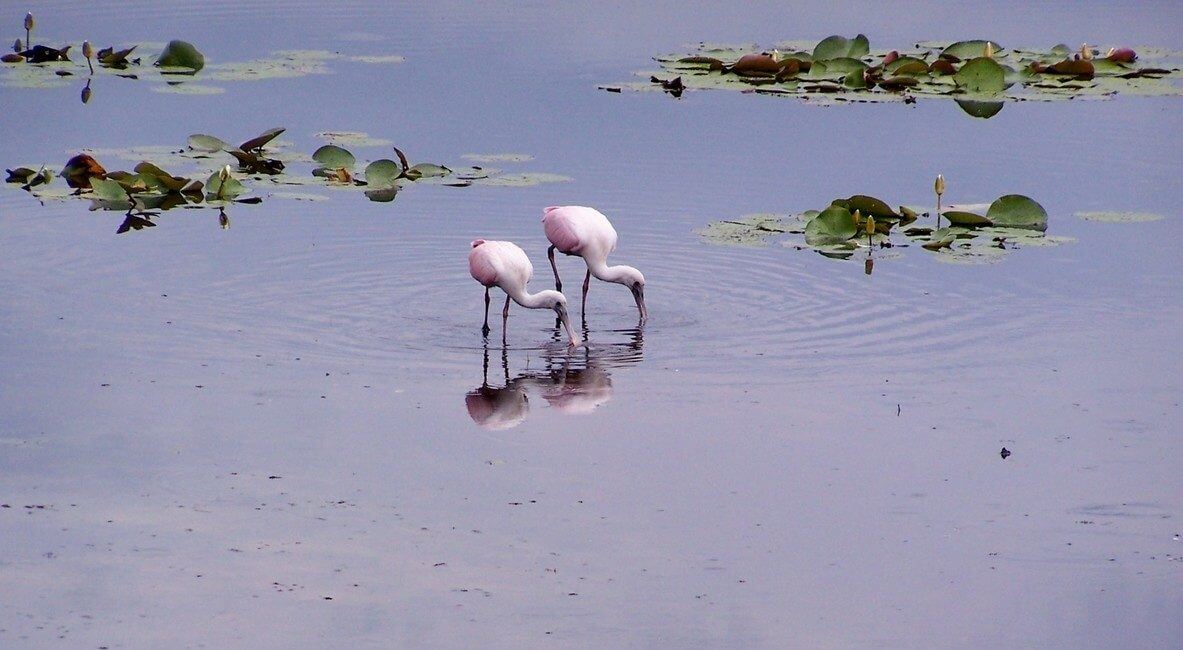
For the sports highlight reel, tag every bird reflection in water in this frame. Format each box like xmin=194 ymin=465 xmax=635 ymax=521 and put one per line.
xmin=465 ymin=325 xmax=644 ymax=430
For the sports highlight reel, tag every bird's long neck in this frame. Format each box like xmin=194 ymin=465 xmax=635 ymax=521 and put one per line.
xmin=505 ymin=285 xmax=550 ymax=309
xmin=587 ymin=259 xmax=632 ymax=285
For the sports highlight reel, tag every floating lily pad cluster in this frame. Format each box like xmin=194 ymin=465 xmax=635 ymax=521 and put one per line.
xmin=1 ymin=14 xmax=405 ymax=100
xmin=5 ymin=127 xmax=572 ymax=233
xmin=699 ymin=193 xmax=1076 ymax=265
xmin=604 ymin=35 xmax=1182 ymax=117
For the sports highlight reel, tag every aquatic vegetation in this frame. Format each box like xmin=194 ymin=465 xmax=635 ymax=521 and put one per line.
xmin=1075 ymin=211 xmax=1166 ymax=223
xmin=0 ymin=14 xmax=404 ymax=101
xmin=603 ymin=35 xmax=1183 ymax=118
xmin=698 ymin=190 xmax=1077 ymax=266
xmin=4 ymin=127 xmax=571 ymax=233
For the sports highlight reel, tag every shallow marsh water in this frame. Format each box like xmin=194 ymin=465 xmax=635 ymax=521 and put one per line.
xmin=2 ymin=1 xmax=1182 ymax=647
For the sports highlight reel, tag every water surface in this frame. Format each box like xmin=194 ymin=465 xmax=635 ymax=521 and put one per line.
xmin=1 ymin=1 xmax=1181 ymax=647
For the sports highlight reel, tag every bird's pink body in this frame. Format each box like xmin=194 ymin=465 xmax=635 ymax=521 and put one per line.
xmin=468 ymin=239 xmax=580 ymax=346
xmin=542 ymin=206 xmax=646 ymax=321
xmin=469 ymin=239 xmax=532 ymax=292
xmin=542 ymin=205 xmax=617 ymax=259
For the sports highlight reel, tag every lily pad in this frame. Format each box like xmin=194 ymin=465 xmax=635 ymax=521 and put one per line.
xmin=697 ymin=214 xmax=792 ymax=246
xmin=403 ymin=162 xmax=451 ymax=180
xmin=940 ymin=40 xmax=1003 ymax=61
xmin=364 ymin=159 xmax=401 ymax=187
xmin=942 ymin=209 xmax=992 ymax=226
xmin=1075 ymin=211 xmax=1165 ymax=223
xmin=205 ymin=170 xmax=247 ymax=201
xmin=461 ymin=153 xmax=535 ymax=163
xmin=953 ymin=57 xmax=1008 ymax=93
xmin=314 ymin=131 xmax=392 ymax=148
xmin=813 ymin=34 xmax=870 ymax=61
xmin=312 ymin=145 xmax=356 ymax=170
xmin=240 ymin=127 xmax=285 ymax=153
xmin=986 ymin=194 xmax=1048 ymax=230
xmin=805 ymin=205 xmax=858 ymax=245
xmin=187 ymin=134 xmax=230 ymax=152
xmin=155 ymin=40 xmax=204 ymax=72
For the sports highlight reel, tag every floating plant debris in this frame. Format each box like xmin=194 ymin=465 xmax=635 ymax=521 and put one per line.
xmin=4 ymin=127 xmax=572 ymax=233
xmin=0 ymin=15 xmax=406 ymax=101
xmin=698 ymin=191 xmax=1078 ymax=266
xmin=604 ymin=36 xmax=1183 ymax=118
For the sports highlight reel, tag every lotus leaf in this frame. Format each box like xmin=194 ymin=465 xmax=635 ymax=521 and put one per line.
xmin=312 ymin=145 xmax=356 ymax=170
xmin=155 ymin=40 xmax=204 ymax=72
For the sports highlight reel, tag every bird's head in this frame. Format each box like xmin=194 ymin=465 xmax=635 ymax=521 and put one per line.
xmin=617 ymin=266 xmax=647 ymax=323
xmin=539 ymin=290 xmax=582 ymax=348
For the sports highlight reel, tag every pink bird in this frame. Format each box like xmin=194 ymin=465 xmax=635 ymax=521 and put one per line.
xmin=542 ymin=205 xmax=647 ymax=321
xmin=469 ymin=239 xmax=581 ymax=347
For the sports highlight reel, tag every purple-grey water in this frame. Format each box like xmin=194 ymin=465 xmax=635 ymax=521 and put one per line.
xmin=2 ymin=1 xmax=1182 ymax=647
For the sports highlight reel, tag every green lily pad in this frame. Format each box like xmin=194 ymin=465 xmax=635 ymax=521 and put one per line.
xmin=833 ymin=194 xmax=899 ymax=218
xmin=205 ymin=170 xmax=247 ymax=201
xmin=468 ymin=172 xmax=573 ymax=187
xmin=1075 ymin=211 xmax=1165 ymax=223
xmin=312 ymin=145 xmax=356 ymax=170
xmin=805 ymin=205 xmax=858 ymax=245
xmin=364 ymin=159 xmax=401 ymax=187
xmin=813 ymin=34 xmax=870 ymax=61
xmin=697 ymin=214 xmax=792 ymax=246
xmin=940 ymin=40 xmax=1002 ymax=61
xmin=155 ymin=40 xmax=204 ymax=72
xmin=953 ymin=57 xmax=1008 ymax=93
xmin=942 ymin=209 xmax=992 ymax=226
xmin=986 ymin=194 xmax=1048 ymax=230
xmin=403 ymin=162 xmax=451 ymax=180
xmin=187 ymin=134 xmax=230 ymax=152
xmin=90 ymin=177 xmax=131 ymax=203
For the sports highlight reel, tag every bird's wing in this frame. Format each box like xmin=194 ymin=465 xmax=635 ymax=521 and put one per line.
xmin=468 ymin=242 xmax=500 ymax=287
xmin=542 ymin=206 xmax=585 ymax=254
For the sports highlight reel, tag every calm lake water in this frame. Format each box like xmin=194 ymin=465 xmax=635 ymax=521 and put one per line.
xmin=2 ymin=1 xmax=1182 ymax=647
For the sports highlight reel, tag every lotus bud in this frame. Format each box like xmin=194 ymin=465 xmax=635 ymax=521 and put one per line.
xmin=770 ymin=48 xmax=780 ymax=61
xmin=82 ymin=41 xmax=94 ymax=74
xmin=934 ymin=174 xmax=946 ymax=197
xmin=866 ymin=214 xmax=876 ymax=237
xmin=1080 ymin=43 xmax=1093 ymax=61
xmin=13 ymin=38 xmax=21 ymax=53
xmin=24 ymin=13 xmax=34 ymax=32
xmin=80 ymin=82 xmax=91 ymax=104
xmin=984 ymin=42 xmax=994 ymax=58
xmin=218 ymin=164 xmax=232 ymax=183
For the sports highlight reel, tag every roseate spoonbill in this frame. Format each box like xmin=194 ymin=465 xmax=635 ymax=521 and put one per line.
xmin=542 ymin=206 xmax=647 ymax=321
xmin=469 ymin=239 xmax=581 ymax=347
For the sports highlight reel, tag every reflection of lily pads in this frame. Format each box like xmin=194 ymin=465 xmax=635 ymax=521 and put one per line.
xmin=1075 ymin=211 xmax=1165 ymax=223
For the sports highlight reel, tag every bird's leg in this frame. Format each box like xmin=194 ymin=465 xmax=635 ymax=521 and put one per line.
xmin=482 ymin=287 xmax=491 ymax=337
xmin=502 ymin=294 xmax=511 ymax=345
xmin=581 ymin=269 xmax=591 ymax=323
xmin=548 ymin=245 xmax=562 ymax=291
